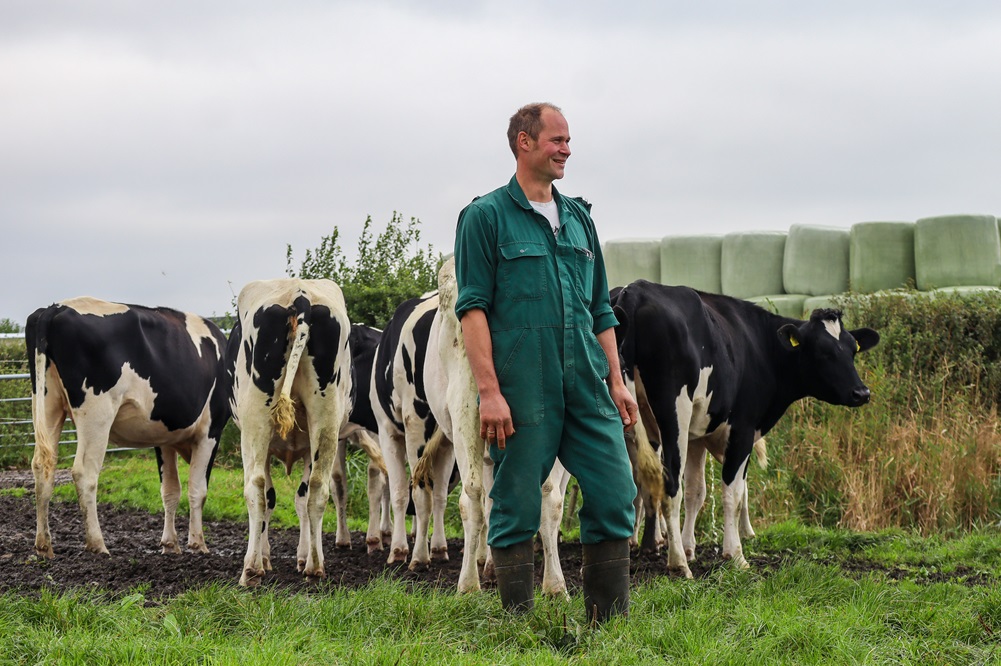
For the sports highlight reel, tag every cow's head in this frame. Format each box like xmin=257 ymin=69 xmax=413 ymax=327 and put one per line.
xmin=778 ymin=308 xmax=879 ymax=407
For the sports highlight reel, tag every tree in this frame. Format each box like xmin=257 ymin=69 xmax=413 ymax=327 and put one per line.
xmin=286 ymin=213 xmax=443 ymax=328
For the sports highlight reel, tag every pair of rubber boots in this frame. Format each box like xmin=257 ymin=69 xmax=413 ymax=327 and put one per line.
xmin=492 ymin=538 xmax=630 ymax=624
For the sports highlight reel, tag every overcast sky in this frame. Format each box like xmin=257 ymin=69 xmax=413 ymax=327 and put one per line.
xmin=2 ymin=1 xmax=1000 ymax=324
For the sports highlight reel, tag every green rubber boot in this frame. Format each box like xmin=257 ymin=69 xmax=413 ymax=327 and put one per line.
xmin=492 ymin=539 xmax=535 ymax=613
xmin=582 ymin=539 xmax=631 ymax=625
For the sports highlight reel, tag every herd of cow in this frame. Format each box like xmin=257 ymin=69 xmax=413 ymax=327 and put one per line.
xmin=23 ymin=257 xmax=880 ymax=595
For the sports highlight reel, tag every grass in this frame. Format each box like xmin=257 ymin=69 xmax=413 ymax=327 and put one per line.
xmin=4 ymin=458 xmax=1001 ymax=664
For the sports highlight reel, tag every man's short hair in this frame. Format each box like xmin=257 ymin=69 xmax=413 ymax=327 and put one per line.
xmin=507 ymin=102 xmax=563 ymax=158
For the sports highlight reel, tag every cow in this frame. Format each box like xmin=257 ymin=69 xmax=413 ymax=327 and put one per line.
xmin=229 ymin=278 xmax=352 ymax=586
xmin=370 ymin=292 xmax=452 ymax=570
xmin=224 ymin=319 xmax=388 ymax=568
xmin=612 ymin=280 xmax=879 ymax=576
xmin=26 ymin=297 xmax=230 ymax=558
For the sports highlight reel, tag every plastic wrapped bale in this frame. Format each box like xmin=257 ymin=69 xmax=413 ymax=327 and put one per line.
xmin=914 ymin=214 xmax=1001 ymax=291
xmin=659 ymin=235 xmax=723 ymax=293
xmin=720 ymin=231 xmax=786 ymax=299
xmin=602 ymin=238 xmax=661 ymax=288
xmin=783 ymin=224 xmax=850 ymax=297
xmin=748 ymin=294 xmax=807 ymax=319
xmin=849 ymin=221 xmax=915 ymax=294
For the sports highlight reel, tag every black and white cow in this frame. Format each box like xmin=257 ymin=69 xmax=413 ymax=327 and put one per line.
xmin=229 ymin=279 xmax=352 ymax=586
xmin=612 ymin=280 xmax=879 ymax=575
xmin=370 ymin=292 xmax=453 ymax=569
xmin=225 ymin=319 xmax=387 ymax=568
xmin=26 ymin=297 xmax=230 ymax=558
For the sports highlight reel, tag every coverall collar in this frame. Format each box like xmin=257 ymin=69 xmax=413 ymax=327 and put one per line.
xmin=504 ymin=174 xmax=567 ymax=212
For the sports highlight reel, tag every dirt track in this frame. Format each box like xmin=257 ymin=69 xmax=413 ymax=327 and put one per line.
xmin=0 ymin=472 xmax=992 ymax=599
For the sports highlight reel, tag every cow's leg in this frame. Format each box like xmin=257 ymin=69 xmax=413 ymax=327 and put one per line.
xmin=240 ymin=411 xmax=271 ymax=586
xmin=720 ymin=454 xmax=752 ymax=568
xmin=331 ymin=437 xmax=351 ymax=548
xmin=540 ymin=460 xmax=571 ymax=599
xmin=428 ymin=441 xmax=455 ymax=562
xmin=380 ymin=479 xmax=392 ymax=547
xmin=262 ymin=460 xmax=277 ymax=572
xmin=407 ymin=433 xmax=434 ymax=571
xmin=289 ymin=460 xmax=309 ymax=571
xmin=658 ymin=391 xmax=692 ymax=578
xmin=304 ymin=423 xmax=339 ymax=581
xmin=156 ymin=446 xmax=183 ymax=554
xmin=31 ymin=393 xmax=65 ymax=559
xmin=380 ymin=428 xmax=411 ymax=564
xmin=184 ymin=435 xmax=217 ymax=554
xmin=681 ymin=440 xmax=708 ymax=561
xmin=71 ymin=415 xmax=113 ymax=555
xmin=739 ymin=479 xmax=755 ymax=539
xmin=452 ymin=419 xmax=486 ymax=593
xmin=366 ymin=455 xmax=387 ymax=553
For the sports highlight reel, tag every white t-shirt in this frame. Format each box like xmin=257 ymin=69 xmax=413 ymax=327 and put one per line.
xmin=530 ymin=199 xmax=560 ymax=235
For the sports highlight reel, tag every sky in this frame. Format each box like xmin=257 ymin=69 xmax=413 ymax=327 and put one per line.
xmin=2 ymin=1 xmax=1000 ymax=324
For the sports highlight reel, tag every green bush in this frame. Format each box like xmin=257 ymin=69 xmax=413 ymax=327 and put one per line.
xmin=286 ymin=212 xmax=442 ymax=328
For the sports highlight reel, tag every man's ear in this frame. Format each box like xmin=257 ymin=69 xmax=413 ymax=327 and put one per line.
xmin=777 ymin=323 xmax=801 ymax=350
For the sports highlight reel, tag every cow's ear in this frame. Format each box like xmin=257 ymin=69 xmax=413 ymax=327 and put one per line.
xmin=850 ymin=327 xmax=880 ymax=353
xmin=778 ymin=323 xmax=801 ymax=350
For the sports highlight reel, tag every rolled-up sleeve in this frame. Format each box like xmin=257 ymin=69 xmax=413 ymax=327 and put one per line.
xmin=589 ymin=240 xmax=619 ymax=333
xmin=454 ymin=201 xmax=497 ymax=322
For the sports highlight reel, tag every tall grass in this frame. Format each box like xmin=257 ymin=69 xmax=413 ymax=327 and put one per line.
xmin=760 ymin=290 xmax=1001 ymax=535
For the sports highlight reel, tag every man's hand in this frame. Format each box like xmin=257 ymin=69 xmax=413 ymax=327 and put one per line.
xmin=478 ymin=391 xmax=515 ymax=450
xmin=608 ymin=381 xmax=639 ymax=431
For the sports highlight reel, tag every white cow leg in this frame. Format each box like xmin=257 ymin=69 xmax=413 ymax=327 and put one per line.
xmin=31 ymin=406 xmax=64 ymax=559
xmin=479 ymin=456 xmax=495 ymax=579
xmin=304 ymin=426 xmax=339 ymax=581
xmin=240 ymin=419 xmax=270 ymax=587
xmin=739 ymin=481 xmax=755 ymax=539
xmin=408 ymin=468 xmax=433 ymax=571
xmin=71 ymin=420 xmax=111 ymax=555
xmin=681 ymin=442 xmax=708 ymax=561
xmin=381 ymin=431 xmax=411 ymax=564
xmin=294 ymin=462 xmax=311 ymax=571
xmin=157 ymin=447 xmax=183 ymax=554
xmin=429 ymin=444 xmax=455 ymax=562
xmin=540 ymin=460 xmax=571 ymax=599
xmin=379 ymin=480 xmax=392 ymax=547
xmin=455 ymin=438 xmax=486 ymax=593
xmin=721 ymin=458 xmax=750 ymax=569
xmin=184 ymin=437 xmax=215 ymax=553
xmin=331 ymin=437 xmax=352 ymax=549
xmin=366 ymin=458 xmax=387 ymax=553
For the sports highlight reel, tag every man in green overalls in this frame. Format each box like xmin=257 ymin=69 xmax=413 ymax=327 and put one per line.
xmin=453 ymin=102 xmax=638 ymax=624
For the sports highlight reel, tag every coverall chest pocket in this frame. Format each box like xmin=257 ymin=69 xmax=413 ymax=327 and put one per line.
xmin=572 ymin=245 xmax=595 ymax=305
xmin=499 ymin=242 xmax=548 ymax=301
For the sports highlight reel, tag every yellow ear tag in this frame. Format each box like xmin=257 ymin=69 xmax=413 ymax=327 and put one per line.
xmin=855 ymin=340 xmax=860 ymax=352
xmin=790 ymin=334 xmax=799 ymax=347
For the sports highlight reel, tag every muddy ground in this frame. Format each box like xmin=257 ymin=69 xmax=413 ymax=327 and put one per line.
xmin=0 ymin=471 xmax=992 ymax=600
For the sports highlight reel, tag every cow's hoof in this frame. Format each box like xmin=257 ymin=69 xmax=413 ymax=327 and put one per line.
xmin=382 ymin=532 xmax=393 ymax=547
xmin=387 ymin=548 xmax=409 ymax=564
xmin=85 ymin=544 xmax=111 ymax=556
xmin=240 ymin=569 xmax=264 ymax=587
xmin=304 ymin=569 xmax=326 ymax=583
xmin=481 ymin=561 xmax=496 ymax=581
xmin=684 ymin=547 xmax=696 ymax=562
xmin=722 ymin=553 xmax=750 ymax=570
xmin=667 ymin=564 xmax=694 ymax=579
xmin=431 ymin=546 xmax=449 ymax=562
xmin=297 ymin=558 xmax=306 ymax=573
xmin=187 ymin=542 xmax=210 ymax=554
xmin=35 ymin=545 xmax=54 ymax=560
xmin=366 ymin=538 xmax=383 ymax=554
xmin=335 ymin=540 xmax=352 ymax=550
xmin=408 ymin=559 xmax=430 ymax=572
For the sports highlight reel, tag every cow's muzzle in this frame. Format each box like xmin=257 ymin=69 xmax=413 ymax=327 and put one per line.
xmin=850 ymin=386 xmax=871 ymax=406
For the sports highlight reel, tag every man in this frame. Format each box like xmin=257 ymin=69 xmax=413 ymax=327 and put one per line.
xmin=453 ymin=102 xmax=638 ymax=624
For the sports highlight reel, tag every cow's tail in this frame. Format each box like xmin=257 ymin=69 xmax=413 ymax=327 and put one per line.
xmin=348 ymin=427 xmax=387 ymax=476
xmin=752 ymin=437 xmax=768 ymax=470
xmin=633 ymin=411 xmax=664 ymax=509
xmin=412 ymin=427 xmax=447 ymax=489
xmin=27 ymin=307 xmax=64 ymax=476
xmin=270 ymin=300 xmax=310 ymax=439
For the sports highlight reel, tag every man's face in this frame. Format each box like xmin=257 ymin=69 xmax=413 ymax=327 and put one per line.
xmin=521 ymin=109 xmax=571 ymax=182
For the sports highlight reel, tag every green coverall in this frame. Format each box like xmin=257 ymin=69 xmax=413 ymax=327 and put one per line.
xmin=454 ymin=175 xmax=637 ymax=549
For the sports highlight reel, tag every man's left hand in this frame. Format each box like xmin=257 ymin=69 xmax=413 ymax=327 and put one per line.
xmin=608 ymin=382 xmax=639 ymax=431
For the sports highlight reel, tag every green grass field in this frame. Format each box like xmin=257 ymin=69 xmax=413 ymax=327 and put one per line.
xmin=3 ymin=456 xmax=1001 ymax=665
